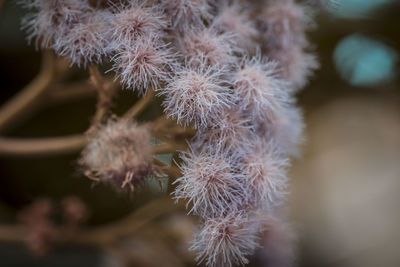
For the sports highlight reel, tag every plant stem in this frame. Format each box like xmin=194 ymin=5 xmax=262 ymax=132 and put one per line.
xmin=153 ymin=158 xmax=181 ymax=179
xmin=0 ymin=51 xmax=56 ymax=133
xmin=89 ymin=65 xmax=116 ymax=126
xmin=0 ymin=135 xmax=87 ymax=157
xmin=123 ymin=89 xmax=155 ymax=119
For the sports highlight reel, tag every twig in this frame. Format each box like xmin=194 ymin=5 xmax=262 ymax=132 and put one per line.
xmin=152 ymin=114 xmax=174 ymax=132
xmin=0 ymin=135 xmax=87 ymax=157
xmin=153 ymin=158 xmax=181 ymax=179
xmin=89 ymin=66 xmax=116 ymax=126
xmin=45 ymin=82 xmax=96 ymax=103
xmin=0 ymin=51 xmax=56 ymax=133
xmin=154 ymin=143 xmax=178 ymax=154
xmin=0 ymin=197 xmax=182 ymax=246
xmin=123 ymin=89 xmax=155 ymax=119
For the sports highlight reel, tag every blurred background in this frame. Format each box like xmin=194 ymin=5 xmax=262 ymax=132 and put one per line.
xmin=0 ymin=0 xmax=399 ymax=266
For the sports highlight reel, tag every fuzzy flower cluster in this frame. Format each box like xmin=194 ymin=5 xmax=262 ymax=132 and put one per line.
xmin=21 ymin=0 xmax=322 ymax=266
xmin=79 ymin=119 xmax=154 ymax=193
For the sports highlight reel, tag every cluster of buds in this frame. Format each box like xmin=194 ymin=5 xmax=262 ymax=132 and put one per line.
xmin=18 ymin=197 xmax=87 ymax=256
xmin=21 ymin=0 xmax=323 ymax=265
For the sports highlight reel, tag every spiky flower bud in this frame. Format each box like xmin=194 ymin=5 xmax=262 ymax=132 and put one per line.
xmin=53 ymin=12 xmax=111 ymax=67
xmin=21 ymin=0 xmax=89 ymax=49
xmin=79 ymin=118 xmax=154 ymax=193
xmin=160 ymin=0 xmax=212 ymax=31
xmin=160 ymin=61 xmax=233 ymax=129
xmin=173 ymin=149 xmax=247 ymax=217
xmin=177 ymin=27 xmax=238 ymax=67
xmin=107 ymin=1 xmax=167 ymax=49
xmin=191 ymin=212 xmax=261 ymax=267
xmin=194 ymin=107 xmax=253 ymax=153
xmin=214 ymin=3 xmax=258 ymax=50
xmin=233 ymin=55 xmax=291 ymax=119
xmin=112 ymin=38 xmax=175 ymax=93
xmin=240 ymin=140 xmax=290 ymax=209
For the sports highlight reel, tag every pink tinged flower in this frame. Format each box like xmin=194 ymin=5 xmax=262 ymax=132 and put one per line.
xmin=111 ymin=38 xmax=175 ymax=94
xmin=240 ymin=140 xmax=290 ymax=209
xmin=214 ymin=3 xmax=258 ymax=50
xmin=53 ymin=12 xmax=111 ymax=67
xmin=191 ymin=212 xmax=261 ymax=267
xmin=233 ymin=55 xmax=292 ymax=120
xmin=160 ymin=62 xmax=233 ymax=129
xmin=177 ymin=27 xmax=238 ymax=67
xmin=21 ymin=0 xmax=89 ymax=49
xmin=160 ymin=0 xmax=212 ymax=31
xmin=270 ymin=47 xmax=319 ymax=90
xmin=193 ymin=107 xmax=253 ymax=153
xmin=79 ymin=118 xmax=154 ymax=193
xmin=108 ymin=1 xmax=167 ymax=49
xmin=257 ymin=0 xmax=313 ymax=51
xmin=173 ymin=149 xmax=247 ymax=217
xmin=256 ymin=216 xmax=297 ymax=267
xmin=255 ymin=105 xmax=305 ymax=157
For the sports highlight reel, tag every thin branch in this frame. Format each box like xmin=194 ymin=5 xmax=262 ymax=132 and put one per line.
xmin=152 ymin=114 xmax=174 ymax=132
xmin=89 ymin=66 xmax=116 ymax=126
xmin=84 ymin=197 xmax=180 ymax=245
xmin=153 ymin=158 xmax=181 ymax=179
xmin=0 ymin=51 xmax=56 ymax=133
xmin=0 ymin=197 xmax=182 ymax=246
xmin=0 ymin=135 xmax=87 ymax=157
xmin=123 ymin=89 xmax=155 ymax=119
xmin=154 ymin=143 xmax=178 ymax=154
xmin=45 ymin=82 xmax=96 ymax=103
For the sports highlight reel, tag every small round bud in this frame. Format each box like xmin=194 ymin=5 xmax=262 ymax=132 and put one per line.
xmin=79 ymin=118 xmax=154 ymax=193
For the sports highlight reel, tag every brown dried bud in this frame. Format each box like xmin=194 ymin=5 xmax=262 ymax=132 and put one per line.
xmin=18 ymin=199 xmax=56 ymax=257
xmin=79 ymin=118 xmax=154 ymax=193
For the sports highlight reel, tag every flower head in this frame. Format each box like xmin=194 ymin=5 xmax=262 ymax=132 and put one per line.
xmin=173 ymin=149 xmax=247 ymax=217
xmin=191 ymin=212 xmax=261 ymax=267
xmin=270 ymin=47 xmax=319 ymax=90
xmin=177 ymin=27 xmax=238 ymax=67
xmin=233 ymin=55 xmax=291 ymax=119
xmin=112 ymin=38 xmax=175 ymax=94
xmin=79 ymin=118 xmax=154 ymax=193
xmin=21 ymin=0 xmax=89 ymax=49
xmin=107 ymin=1 xmax=167 ymax=49
xmin=160 ymin=0 xmax=212 ymax=31
xmin=193 ymin=107 xmax=253 ymax=153
xmin=257 ymin=0 xmax=313 ymax=50
xmin=214 ymin=3 xmax=258 ymax=50
xmin=53 ymin=12 xmax=111 ymax=67
xmin=255 ymin=105 xmax=305 ymax=157
xmin=160 ymin=61 xmax=233 ymax=129
xmin=240 ymin=139 xmax=290 ymax=209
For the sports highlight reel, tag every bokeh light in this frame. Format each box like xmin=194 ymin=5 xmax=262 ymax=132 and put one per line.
xmin=334 ymin=34 xmax=398 ymax=87
xmin=332 ymin=0 xmax=394 ymax=18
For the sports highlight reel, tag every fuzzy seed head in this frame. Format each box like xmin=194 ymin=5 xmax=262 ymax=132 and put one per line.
xmin=255 ymin=105 xmax=305 ymax=157
xmin=214 ymin=3 xmax=258 ymax=50
xmin=108 ymin=1 xmax=167 ymax=48
xmin=161 ymin=0 xmax=212 ymax=31
xmin=112 ymin=38 xmax=175 ymax=94
xmin=233 ymin=55 xmax=291 ymax=119
xmin=191 ymin=212 xmax=261 ymax=267
xmin=79 ymin=119 xmax=153 ymax=193
xmin=177 ymin=27 xmax=238 ymax=67
xmin=194 ymin=107 xmax=253 ymax=153
xmin=270 ymin=47 xmax=319 ymax=90
xmin=258 ymin=0 xmax=312 ymax=50
xmin=21 ymin=0 xmax=89 ymax=49
xmin=53 ymin=13 xmax=111 ymax=67
xmin=160 ymin=62 xmax=233 ymax=129
xmin=173 ymin=149 xmax=247 ymax=217
xmin=241 ymin=140 xmax=290 ymax=209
